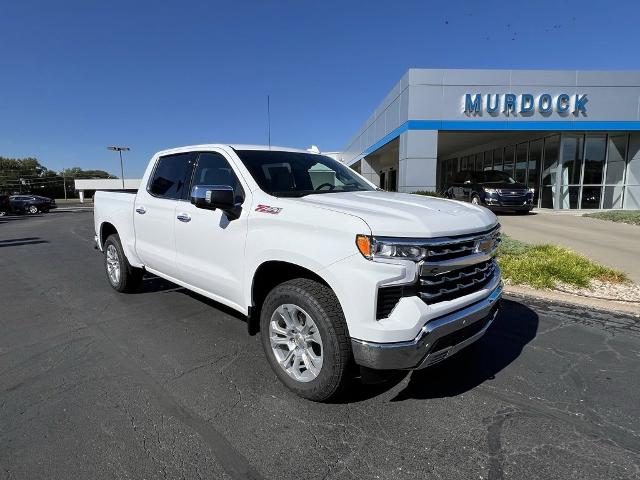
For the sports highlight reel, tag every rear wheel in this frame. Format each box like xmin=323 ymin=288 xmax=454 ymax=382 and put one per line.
xmin=470 ymin=194 xmax=481 ymax=206
xmin=259 ymin=278 xmax=353 ymax=402
xmin=103 ymin=234 xmax=144 ymax=293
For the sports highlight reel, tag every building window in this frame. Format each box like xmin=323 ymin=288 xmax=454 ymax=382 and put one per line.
xmin=603 ymin=134 xmax=628 ymax=209
xmin=493 ymin=148 xmax=503 ymax=171
xmin=560 ymin=134 xmax=584 ymax=186
xmin=528 ymin=139 xmax=543 ymax=203
xmin=483 ymin=151 xmax=493 ymax=171
xmin=504 ymin=145 xmax=515 ymax=177
xmin=515 ymin=142 xmax=528 ymax=184
xmin=583 ymin=135 xmax=607 ymax=185
xmin=541 ymin=135 xmax=560 ymax=208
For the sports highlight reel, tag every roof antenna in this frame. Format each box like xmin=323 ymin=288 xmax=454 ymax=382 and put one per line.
xmin=267 ymin=94 xmax=271 ymax=150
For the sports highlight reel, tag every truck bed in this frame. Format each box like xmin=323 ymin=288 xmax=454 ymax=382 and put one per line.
xmin=93 ymin=190 xmax=138 ymax=264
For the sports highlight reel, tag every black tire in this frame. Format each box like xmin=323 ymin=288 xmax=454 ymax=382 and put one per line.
xmin=470 ymin=193 xmax=482 ymax=206
xmin=103 ymin=234 xmax=144 ymax=293
xmin=259 ymin=278 xmax=353 ymax=402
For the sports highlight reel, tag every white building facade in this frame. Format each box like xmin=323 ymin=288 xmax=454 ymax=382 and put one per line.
xmin=342 ymin=69 xmax=640 ymax=209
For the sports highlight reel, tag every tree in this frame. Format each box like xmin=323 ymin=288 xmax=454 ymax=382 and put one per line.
xmin=60 ymin=167 xmax=115 ymax=179
xmin=0 ymin=157 xmax=116 ymax=197
xmin=0 ymin=156 xmax=55 ymax=195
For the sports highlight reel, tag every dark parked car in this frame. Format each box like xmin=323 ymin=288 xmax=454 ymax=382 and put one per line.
xmin=446 ymin=170 xmax=534 ymax=213
xmin=0 ymin=195 xmax=11 ymax=216
xmin=9 ymin=195 xmax=57 ymax=214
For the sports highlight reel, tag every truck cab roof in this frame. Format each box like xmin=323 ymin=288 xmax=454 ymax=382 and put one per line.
xmin=155 ymin=144 xmax=321 ymax=157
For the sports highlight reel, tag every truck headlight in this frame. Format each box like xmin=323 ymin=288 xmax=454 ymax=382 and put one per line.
xmin=356 ymin=235 xmax=427 ymax=261
xmin=483 ymin=188 xmax=497 ymax=194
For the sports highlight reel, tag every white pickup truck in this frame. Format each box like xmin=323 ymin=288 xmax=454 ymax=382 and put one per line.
xmin=94 ymin=145 xmax=502 ymax=401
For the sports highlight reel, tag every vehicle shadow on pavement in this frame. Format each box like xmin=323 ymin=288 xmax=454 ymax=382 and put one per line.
xmin=0 ymin=214 xmax=43 ymax=224
xmin=142 ymin=274 xmax=250 ymax=322
xmin=389 ymin=299 xmax=539 ymax=401
xmin=0 ymin=236 xmax=49 ymax=248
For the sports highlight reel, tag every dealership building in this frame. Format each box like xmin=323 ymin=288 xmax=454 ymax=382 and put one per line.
xmin=341 ymin=69 xmax=640 ymax=209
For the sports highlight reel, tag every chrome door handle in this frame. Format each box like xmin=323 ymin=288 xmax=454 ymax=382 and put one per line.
xmin=135 ymin=206 xmax=146 ymax=214
xmin=176 ymin=213 xmax=191 ymax=222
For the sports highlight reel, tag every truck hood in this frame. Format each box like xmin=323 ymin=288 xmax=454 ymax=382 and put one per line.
xmin=298 ymin=191 xmax=497 ymax=237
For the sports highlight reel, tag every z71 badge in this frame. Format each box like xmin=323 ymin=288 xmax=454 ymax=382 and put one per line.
xmin=255 ymin=204 xmax=282 ymax=214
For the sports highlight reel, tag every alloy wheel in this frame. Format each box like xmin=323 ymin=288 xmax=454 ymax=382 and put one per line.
xmin=269 ymin=303 xmax=323 ymax=382
xmin=106 ymin=244 xmax=121 ymax=285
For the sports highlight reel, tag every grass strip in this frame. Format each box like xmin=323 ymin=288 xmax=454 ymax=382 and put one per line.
xmin=583 ymin=211 xmax=640 ymax=226
xmin=496 ymin=235 xmax=628 ymax=289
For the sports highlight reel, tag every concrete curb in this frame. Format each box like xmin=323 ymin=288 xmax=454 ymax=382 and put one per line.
xmin=504 ymin=284 xmax=640 ymax=317
xmin=53 ymin=206 xmax=94 ymax=211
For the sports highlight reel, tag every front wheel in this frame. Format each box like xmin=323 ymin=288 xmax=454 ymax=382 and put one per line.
xmin=470 ymin=193 xmax=482 ymax=206
xmin=103 ymin=234 xmax=144 ymax=293
xmin=259 ymin=278 xmax=353 ymax=402
xmin=28 ymin=205 xmax=39 ymax=214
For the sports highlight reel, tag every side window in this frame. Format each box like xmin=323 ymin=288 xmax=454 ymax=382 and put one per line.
xmin=148 ymin=152 xmax=196 ymax=199
xmin=191 ymin=152 xmax=245 ymax=203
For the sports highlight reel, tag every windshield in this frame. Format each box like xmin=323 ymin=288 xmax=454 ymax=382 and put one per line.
xmin=234 ymin=150 xmax=374 ymax=197
xmin=478 ymin=170 xmax=517 ymax=183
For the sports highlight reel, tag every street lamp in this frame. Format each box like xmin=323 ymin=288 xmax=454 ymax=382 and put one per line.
xmin=107 ymin=146 xmax=130 ymax=189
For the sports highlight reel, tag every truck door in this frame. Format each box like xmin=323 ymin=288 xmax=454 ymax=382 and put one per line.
xmin=134 ymin=152 xmax=196 ymax=278
xmin=174 ymin=150 xmax=249 ymax=309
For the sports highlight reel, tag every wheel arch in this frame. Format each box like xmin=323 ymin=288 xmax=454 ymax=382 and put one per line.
xmin=248 ymin=260 xmax=334 ymax=335
xmin=99 ymin=222 xmax=118 ymax=249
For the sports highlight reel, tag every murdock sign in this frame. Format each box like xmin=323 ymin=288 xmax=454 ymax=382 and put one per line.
xmin=463 ymin=93 xmax=588 ymax=117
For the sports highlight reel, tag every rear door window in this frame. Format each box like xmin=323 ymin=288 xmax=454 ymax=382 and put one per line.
xmin=148 ymin=152 xmax=197 ymax=199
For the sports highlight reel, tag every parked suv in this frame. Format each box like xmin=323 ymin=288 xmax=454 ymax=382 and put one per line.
xmin=9 ymin=195 xmax=57 ymax=214
xmin=446 ymin=170 xmax=534 ymax=213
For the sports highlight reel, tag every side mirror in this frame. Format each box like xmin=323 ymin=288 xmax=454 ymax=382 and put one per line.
xmin=190 ymin=185 xmax=242 ymax=220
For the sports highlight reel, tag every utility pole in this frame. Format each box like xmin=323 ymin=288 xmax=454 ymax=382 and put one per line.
xmin=63 ymin=174 xmax=67 ymax=201
xmin=107 ymin=146 xmax=130 ymax=189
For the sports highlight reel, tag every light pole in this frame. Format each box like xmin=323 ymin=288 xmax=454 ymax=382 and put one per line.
xmin=107 ymin=146 xmax=130 ymax=189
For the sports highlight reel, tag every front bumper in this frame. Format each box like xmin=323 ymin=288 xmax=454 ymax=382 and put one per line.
xmin=484 ymin=194 xmax=533 ymax=210
xmin=351 ymin=283 xmax=502 ymax=370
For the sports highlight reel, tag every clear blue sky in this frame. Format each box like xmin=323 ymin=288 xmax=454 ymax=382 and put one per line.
xmin=1 ymin=0 xmax=639 ymax=177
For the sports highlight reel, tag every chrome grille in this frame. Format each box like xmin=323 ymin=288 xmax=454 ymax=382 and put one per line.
xmin=418 ymin=225 xmax=501 ymax=304
xmin=496 ymin=188 xmax=527 ymax=196
xmin=419 ymin=260 xmax=497 ymax=303
xmin=422 ymin=224 xmax=500 ymax=263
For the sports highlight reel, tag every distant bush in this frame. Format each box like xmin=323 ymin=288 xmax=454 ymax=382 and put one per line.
xmin=583 ymin=211 xmax=640 ymax=226
xmin=411 ymin=190 xmax=447 ymax=198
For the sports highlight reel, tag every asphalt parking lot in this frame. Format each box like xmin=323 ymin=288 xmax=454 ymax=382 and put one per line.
xmin=1 ymin=211 xmax=639 ymax=480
